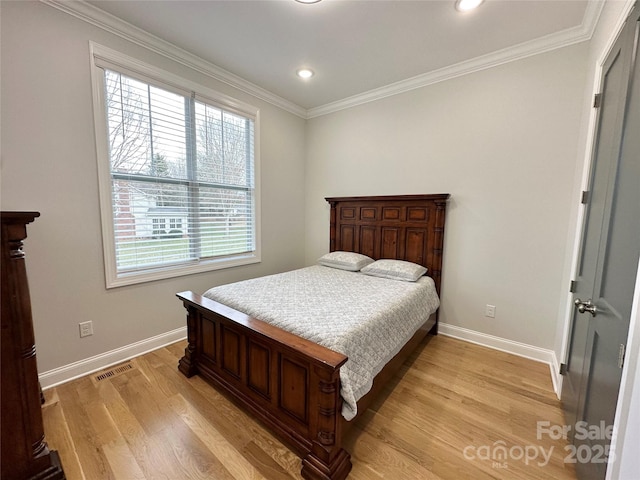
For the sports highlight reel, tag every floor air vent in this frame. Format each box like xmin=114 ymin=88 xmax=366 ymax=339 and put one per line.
xmin=93 ymin=362 xmax=134 ymax=383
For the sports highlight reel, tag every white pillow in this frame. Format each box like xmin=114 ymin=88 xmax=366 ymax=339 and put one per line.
xmin=361 ymin=259 xmax=427 ymax=282
xmin=317 ymin=251 xmax=374 ymax=271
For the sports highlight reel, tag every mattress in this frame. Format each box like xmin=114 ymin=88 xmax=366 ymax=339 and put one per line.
xmin=203 ymin=265 xmax=440 ymax=420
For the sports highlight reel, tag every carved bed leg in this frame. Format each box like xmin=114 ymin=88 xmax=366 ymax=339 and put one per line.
xmin=302 ymin=368 xmax=352 ymax=480
xmin=178 ymin=305 xmax=197 ymax=377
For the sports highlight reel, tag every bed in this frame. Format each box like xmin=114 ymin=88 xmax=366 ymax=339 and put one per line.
xmin=177 ymin=194 xmax=449 ymax=480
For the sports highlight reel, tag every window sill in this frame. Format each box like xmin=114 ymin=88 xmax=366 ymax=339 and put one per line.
xmin=105 ymin=253 xmax=261 ymax=289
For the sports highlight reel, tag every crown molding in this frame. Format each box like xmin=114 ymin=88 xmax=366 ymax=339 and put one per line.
xmin=41 ymin=0 xmax=307 ymax=119
xmin=307 ymin=0 xmax=605 ymax=118
xmin=41 ymin=0 xmax=604 ymax=120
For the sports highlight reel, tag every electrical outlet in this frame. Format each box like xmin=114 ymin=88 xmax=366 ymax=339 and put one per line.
xmin=485 ymin=304 xmax=496 ymax=318
xmin=79 ymin=321 xmax=93 ymax=338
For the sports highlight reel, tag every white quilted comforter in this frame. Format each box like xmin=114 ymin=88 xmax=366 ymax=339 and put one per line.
xmin=203 ymin=265 xmax=440 ymax=420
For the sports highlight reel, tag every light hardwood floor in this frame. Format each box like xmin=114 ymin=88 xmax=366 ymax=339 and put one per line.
xmin=42 ymin=336 xmax=577 ymax=479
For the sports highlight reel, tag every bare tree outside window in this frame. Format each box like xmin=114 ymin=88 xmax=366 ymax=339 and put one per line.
xmin=195 ymin=103 xmax=254 ymax=247
xmin=102 ymin=69 xmax=255 ymax=272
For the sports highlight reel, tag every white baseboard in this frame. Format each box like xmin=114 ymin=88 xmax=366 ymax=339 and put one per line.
xmin=438 ymin=323 xmax=562 ymax=397
xmin=550 ymin=353 xmax=563 ymax=399
xmin=39 ymin=323 xmax=564 ymax=398
xmin=39 ymin=327 xmax=187 ymax=389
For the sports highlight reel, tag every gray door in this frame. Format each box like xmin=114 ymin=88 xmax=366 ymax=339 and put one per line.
xmin=561 ymin=6 xmax=640 ymax=480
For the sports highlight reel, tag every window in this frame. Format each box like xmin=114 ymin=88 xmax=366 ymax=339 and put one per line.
xmin=91 ymin=44 xmax=260 ymax=287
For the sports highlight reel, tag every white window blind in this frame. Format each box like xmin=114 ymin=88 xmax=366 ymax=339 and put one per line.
xmin=91 ymin=46 xmax=259 ymax=287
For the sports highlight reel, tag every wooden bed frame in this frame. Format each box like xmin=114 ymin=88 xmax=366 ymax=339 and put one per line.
xmin=177 ymin=194 xmax=449 ymax=480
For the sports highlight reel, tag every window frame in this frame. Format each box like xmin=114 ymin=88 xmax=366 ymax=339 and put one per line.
xmin=90 ymin=43 xmax=261 ymax=288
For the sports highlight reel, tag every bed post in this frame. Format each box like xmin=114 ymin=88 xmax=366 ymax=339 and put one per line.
xmin=328 ymin=200 xmax=337 ymax=253
xmin=178 ymin=304 xmax=198 ymax=377
xmin=431 ymin=197 xmax=448 ymax=334
xmin=432 ymin=197 xmax=447 ymax=297
xmin=302 ymin=365 xmax=352 ymax=480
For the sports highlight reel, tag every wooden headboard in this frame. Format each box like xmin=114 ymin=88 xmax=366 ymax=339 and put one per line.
xmin=325 ymin=194 xmax=450 ymax=294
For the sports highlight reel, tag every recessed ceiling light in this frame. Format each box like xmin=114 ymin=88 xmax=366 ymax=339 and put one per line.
xmin=297 ymin=68 xmax=314 ymax=79
xmin=295 ymin=0 xmax=322 ymax=4
xmin=455 ymin=0 xmax=484 ymax=12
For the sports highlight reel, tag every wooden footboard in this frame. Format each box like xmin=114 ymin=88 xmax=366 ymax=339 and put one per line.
xmin=177 ymin=291 xmax=353 ymax=480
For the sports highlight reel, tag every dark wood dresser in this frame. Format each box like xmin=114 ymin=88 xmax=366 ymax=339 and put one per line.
xmin=1 ymin=212 xmax=65 ymax=480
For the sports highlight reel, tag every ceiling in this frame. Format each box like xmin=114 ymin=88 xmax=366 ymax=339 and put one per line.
xmin=82 ymin=0 xmax=597 ymax=115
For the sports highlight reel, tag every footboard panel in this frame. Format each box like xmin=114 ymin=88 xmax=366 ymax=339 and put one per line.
xmin=177 ymin=291 xmax=352 ymax=480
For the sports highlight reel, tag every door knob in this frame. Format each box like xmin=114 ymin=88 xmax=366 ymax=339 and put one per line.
xmin=574 ymin=298 xmax=598 ymax=317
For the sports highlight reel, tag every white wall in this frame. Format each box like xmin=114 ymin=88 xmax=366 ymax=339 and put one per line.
xmin=305 ymin=43 xmax=589 ymax=351
xmin=0 ymin=1 xmax=306 ymax=376
xmin=611 ymin=259 xmax=640 ymax=480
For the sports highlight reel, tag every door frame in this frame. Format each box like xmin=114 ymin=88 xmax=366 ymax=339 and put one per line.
xmin=557 ymin=1 xmax=639 ymax=478
xmin=607 ymin=265 xmax=640 ymax=479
